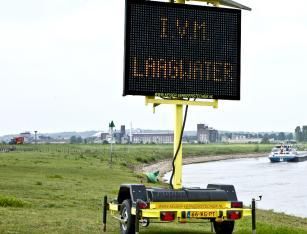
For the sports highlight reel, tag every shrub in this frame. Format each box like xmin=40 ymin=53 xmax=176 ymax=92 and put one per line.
xmin=0 ymin=195 xmax=27 ymax=207
xmin=47 ymin=174 xmax=63 ymax=179
xmin=136 ymin=157 xmax=149 ymax=164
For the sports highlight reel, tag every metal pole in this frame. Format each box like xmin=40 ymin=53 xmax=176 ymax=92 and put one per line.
xmin=110 ymin=140 xmax=113 ymax=166
xmin=252 ymin=198 xmax=256 ymax=234
xmin=110 ymin=128 xmax=113 ymax=166
xmin=34 ymin=131 xmax=37 ymax=144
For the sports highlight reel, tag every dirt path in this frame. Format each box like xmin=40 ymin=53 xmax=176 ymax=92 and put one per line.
xmin=140 ymin=153 xmax=267 ymax=179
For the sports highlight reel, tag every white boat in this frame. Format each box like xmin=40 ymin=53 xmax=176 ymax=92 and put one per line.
xmin=268 ymin=144 xmax=307 ymax=163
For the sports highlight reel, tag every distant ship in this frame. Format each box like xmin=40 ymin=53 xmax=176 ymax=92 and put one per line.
xmin=268 ymin=144 xmax=307 ymax=162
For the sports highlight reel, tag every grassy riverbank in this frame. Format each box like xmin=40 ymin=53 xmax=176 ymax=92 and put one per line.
xmin=0 ymin=144 xmax=306 ymax=233
xmin=1 ymin=143 xmax=272 ymax=166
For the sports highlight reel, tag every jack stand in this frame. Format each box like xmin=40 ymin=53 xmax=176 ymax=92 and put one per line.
xmin=252 ymin=196 xmax=262 ymax=234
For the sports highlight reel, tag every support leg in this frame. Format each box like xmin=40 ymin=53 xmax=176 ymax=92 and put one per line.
xmin=135 ymin=202 xmax=140 ymax=234
xmin=173 ymin=104 xmax=183 ymax=189
xmin=102 ymin=196 xmax=107 ymax=232
xmin=252 ymin=198 xmax=256 ymax=234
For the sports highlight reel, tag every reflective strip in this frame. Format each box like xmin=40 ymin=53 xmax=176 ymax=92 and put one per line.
xmin=108 ymin=201 xmax=252 ymax=219
xmin=141 ymin=208 xmax=251 ymax=219
xmin=150 ymin=201 xmax=230 ymax=210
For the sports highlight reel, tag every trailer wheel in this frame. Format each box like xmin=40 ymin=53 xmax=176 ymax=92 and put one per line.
xmin=141 ymin=218 xmax=150 ymax=227
xmin=213 ymin=221 xmax=234 ymax=234
xmin=120 ymin=199 xmax=135 ymax=234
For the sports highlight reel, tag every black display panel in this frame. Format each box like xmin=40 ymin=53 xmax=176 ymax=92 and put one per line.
xmin=124 ymin=0 xmax=241 ymax=100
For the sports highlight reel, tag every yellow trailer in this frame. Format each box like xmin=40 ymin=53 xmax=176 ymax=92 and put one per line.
xmin=103 ymin=183 xmax=253 ymax=234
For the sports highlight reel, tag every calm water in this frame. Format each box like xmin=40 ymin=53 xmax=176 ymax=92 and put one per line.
xmin=164 ymin=157 xmax=307 ymax=218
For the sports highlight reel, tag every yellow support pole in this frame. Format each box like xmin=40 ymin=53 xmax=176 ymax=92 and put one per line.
xmin=173 ymin=104 xmax=183 ymax=189
xmin=145 ymin=98 xmax=217 ymax=187
xmin=172 ymin=0 xmax=185 ymax=190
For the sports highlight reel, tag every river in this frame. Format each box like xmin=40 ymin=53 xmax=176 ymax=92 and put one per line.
xmin=164 ymin=157 xmax=307 ymax=218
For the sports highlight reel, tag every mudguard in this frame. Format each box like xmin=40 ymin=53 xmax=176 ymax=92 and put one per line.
xmin=117 ymin=184 xmax=148 ymax=204
xmin=207 ymin=184 xmax=238 ymax=201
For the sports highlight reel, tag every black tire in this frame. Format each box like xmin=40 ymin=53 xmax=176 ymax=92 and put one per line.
xmin=120 ymin=199 xmax=135 ymax=234
xmin=213 ymin=221 xmax=235 ymax=234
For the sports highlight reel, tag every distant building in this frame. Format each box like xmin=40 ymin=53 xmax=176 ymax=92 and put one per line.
xmin=96 ymin=124 xmax=175 ymax=144
xmin=132 ymin=133 xmax=173 ymax=144
xmin=197 ymin=124 xmax=218 ymax=143
xmin=120 ymin=125 xmax=129 ymax=143
xmin=38 ymin=135 xmax=53 ymax=143
xmin=120 ymin=125 xmax=125 ymax=137
xmin=221 ymin=133 xmax=262 ymax=144
xmin=101 ymin=133 xmax=108 ymax=141
xmin=98 ymin=125 xmax=129 ymax=144
xmin=209 ymin=129 xmax=218 ymax=143
xmin=20 ymin=131 xmax=32 ymax=143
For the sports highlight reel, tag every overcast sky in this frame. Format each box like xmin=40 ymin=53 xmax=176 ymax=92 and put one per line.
xmin=0 ymin=0 xmax=306 ymax=136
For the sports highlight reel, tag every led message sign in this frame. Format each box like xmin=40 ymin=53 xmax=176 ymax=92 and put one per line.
xmin=123 ymin=0 xmax=241 ymax=100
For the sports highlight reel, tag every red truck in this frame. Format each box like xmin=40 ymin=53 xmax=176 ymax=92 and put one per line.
xmin=9 ymin=137 xmax=24 ymax=145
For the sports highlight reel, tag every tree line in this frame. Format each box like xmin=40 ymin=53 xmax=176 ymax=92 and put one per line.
xmin=295 ymin=126 xmax=307 ymax=142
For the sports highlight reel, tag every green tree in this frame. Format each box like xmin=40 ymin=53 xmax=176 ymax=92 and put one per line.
xmin=70 ymin=136 xmax=83 ymax=144
xmin=261 ymin=134 xmax=270 ymax=144
xmin=76 ymin=136 xmax=83 ymax=144
xmin=278 ymin=132 xmax=286 ymax=141
xmin=286 ymin=133 xmax=293 ymax=140
xmin=257 ymin=133 xmax=263 ymax=138
xmin=303 ymin=126 xmax=307 ymax=142
xmin=70 ymin=136 xmax=77 ymax=144
xmin=295 ymin=126 xmax=302 ymax=142
xmin=269 ymin=133 xmax=277 ymax=140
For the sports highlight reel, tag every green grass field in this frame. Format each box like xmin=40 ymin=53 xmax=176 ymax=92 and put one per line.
xmin=0 ymin=144 xmax=307 ymax=233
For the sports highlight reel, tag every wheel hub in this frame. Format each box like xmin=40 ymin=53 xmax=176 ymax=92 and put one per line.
xmin=121 ymin=207 xmax=129 ymax=231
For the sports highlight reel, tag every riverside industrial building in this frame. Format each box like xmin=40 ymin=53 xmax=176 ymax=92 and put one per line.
xmin=100 ymin=123 xmax=218 ymax=144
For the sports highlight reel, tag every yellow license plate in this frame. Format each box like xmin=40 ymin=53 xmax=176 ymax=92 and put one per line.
xmin=189 ymin=211 xmax=217 ymax=218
